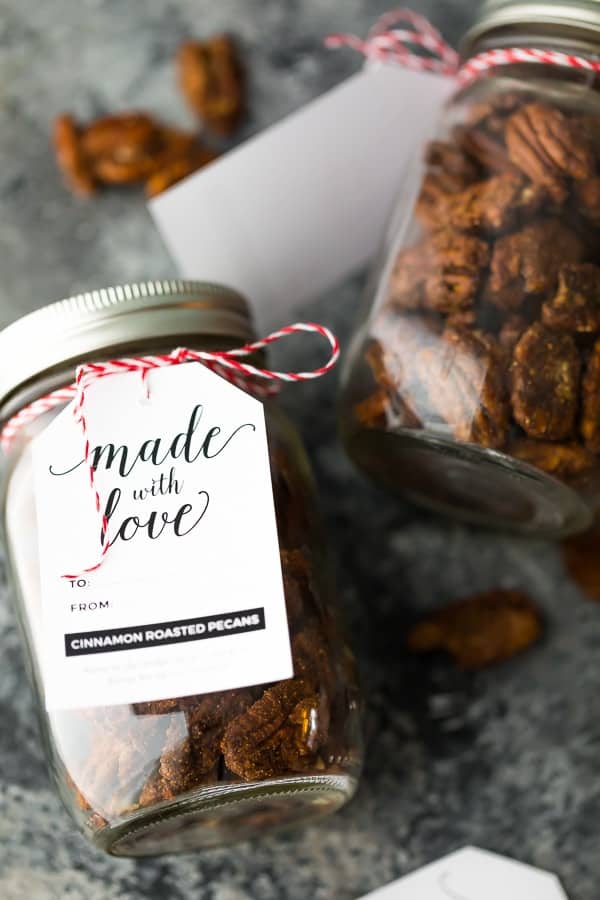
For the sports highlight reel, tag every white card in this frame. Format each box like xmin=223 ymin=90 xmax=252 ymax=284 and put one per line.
xmin=149 ymin=64 xmax=451 ymax=330
xmin=32 ymin=364 xmax=292 ymax=711
xmin=360 ymin=847 xmax=569 ymax=899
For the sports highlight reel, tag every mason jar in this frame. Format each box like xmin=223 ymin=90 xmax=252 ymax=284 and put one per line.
xmin=341 ymin=0 xmax=600 ymax=537
xmin=0 ymin=281 xmax=361 ymax=856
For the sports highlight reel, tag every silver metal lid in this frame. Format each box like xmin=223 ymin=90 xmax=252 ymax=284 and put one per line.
xmin=0 ymin=280 xmax=255 ymax=412
xmin=462 ymin=0 xmax=600 ymax=56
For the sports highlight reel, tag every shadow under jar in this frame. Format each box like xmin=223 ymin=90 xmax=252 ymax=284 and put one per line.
xmin=341 ymin=0 xmax=600 ymax=537
xmin=0 ymin=281 xmax=361 ymax=856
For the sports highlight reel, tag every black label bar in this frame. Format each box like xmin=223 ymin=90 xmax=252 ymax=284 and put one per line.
xmin=64 ymin=607 xmax=265 ymax=657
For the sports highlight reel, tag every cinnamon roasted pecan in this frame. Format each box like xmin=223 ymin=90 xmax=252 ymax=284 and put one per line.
xmin=581 ymin=338 xmax=600 ymax=452
xmin=53 ymin=110 xmax=211 ymax=194
xmin=407 ymin=589 xmax=542 ymax=670
xmin=453 ymin=123 xmax=510 ymax=173
xmin=221 ymin=679 xmax=321 ymax=780
xmin=506 ymin=102 xmax=594 ymax=202
xmin=425 ymin=140 xmax=481 ymax=181
xmin=487 ymin=219 xmax=584 ymax=310
xmin=364 ymin=337 xmax=426 ymax=429
xmin=542 ymin=263 xmax=600 ymax=332
xmin=510 ymin=439 xmax=595 ymax=478
xmin=80 ymin=112 xmax=161 ymax=162
xmin=177 ymin=35 xmax=243 ymax=135
xmin=389 ymin=229 xmax=489 ymax=313
xmin=511 ymin=323 xmax=580 ymax=439
xmin=53 ymin=114 xmax=97 ymax=196
xmin=443 ymin=170 xmax=545 ymax=234
xmin=365 ymin=319 xmax=443 ymax=427
xmin=417 ymin=327 xmax=509 ymax=448
xmin=185 ymin=688 xmax=255 ymax=774
xmin=416 ymin=140 xmax=480 ymax=227
xmin=158 ymin=718 xmax=198 ymax=797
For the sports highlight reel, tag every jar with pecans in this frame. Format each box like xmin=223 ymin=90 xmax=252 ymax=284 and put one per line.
xmin=341 ymin=0 xmax=600 ymax=537
xmin=0 ymin=282 xmax=361 ymax=856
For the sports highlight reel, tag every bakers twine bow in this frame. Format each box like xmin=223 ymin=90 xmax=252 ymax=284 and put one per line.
xmin=325 ymin=7 xmax=600 ymax=84
xmin=0 ymin=322 xmax=339 ymax=579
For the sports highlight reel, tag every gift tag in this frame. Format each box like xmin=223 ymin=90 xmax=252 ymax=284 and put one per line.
xmin=149 ymin=64 xmax=451 ymax=330
xmin=359 ymin=847 xmax=569 ymax=899
xmin=32 ymin=364 xmax=292 ymax=711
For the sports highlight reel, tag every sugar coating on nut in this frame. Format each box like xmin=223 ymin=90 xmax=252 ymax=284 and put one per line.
xmin=511 ymin=323 xmax=580 ymax=440
xmin=542 ymin=263 xmax=600 ymax=333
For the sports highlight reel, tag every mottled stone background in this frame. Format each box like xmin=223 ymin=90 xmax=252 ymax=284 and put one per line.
xmin=1 ymin=2 xmax=599 ymax=898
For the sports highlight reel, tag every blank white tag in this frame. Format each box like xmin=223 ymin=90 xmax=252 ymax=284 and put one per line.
xmin=360 ymin=847 xmax=569 ymax=899
xmin=149 ymin=65 xmax=451 ymax=330
xmin=32 ymin=364 xmax=292 ymax=711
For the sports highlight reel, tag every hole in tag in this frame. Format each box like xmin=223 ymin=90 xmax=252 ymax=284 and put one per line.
xmin=438 ymin=872 xmax=472 ymax=900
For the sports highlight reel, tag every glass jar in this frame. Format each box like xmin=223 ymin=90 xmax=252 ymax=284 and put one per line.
xmin=341 ymin=0 xmax=600 ymax=537
xmin=0 ymin=281 xmax=361 ymax=856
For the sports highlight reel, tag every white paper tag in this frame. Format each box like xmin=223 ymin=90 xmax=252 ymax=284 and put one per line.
xmin=359 ymin=847 xmax=569 ymax=899
xmin=32 ymin=364 xmax=292 ymax=711
xmin=149 ymin=64 xmax=451 ymax=330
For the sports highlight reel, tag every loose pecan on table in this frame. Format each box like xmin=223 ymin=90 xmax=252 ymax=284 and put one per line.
xmin=177 ymin=35 xmax=244 ymax=135
xmin=406 ymin=589 xmax=542 ymax=670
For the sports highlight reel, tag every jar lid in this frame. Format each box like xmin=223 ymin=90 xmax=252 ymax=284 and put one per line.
xmin=461 ymin=0 xmax=600 ymax=56
xmin=0 ymin=280 xmax=255 ymax=415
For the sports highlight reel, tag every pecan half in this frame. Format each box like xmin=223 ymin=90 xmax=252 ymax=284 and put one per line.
xmin=453 ymin=123 xmax=510 ymax=173
xmin=221 ymin=679 xmax=323 ymax=780
xmin=177 ymin=35 xmax=243 ymax=135
xmin=388 ymin=229 xmax=489 ymax=313
xmin=416 ymin=140 xmax=480 ymax=227
xmin=80 ymin=113 xmax=160 ymax=161
xmin=406 ymin=589 xmax=542 ymax=670
xmin=365 ymin=317 xmax=442 ymax=427
xmin=542 ymin=263 xmax=600 ymax=333
xmin=413 ymin=327 xmax=510 ymax=449
xmin=511 ymin=323 xmax=580 ymax=439
xmin=185 ymin=689 xmax=255 ymax=774
xmin=506 ymin=102 xmax=594 ymax=202
xmin=443 ymin=170 xmax=545 ymax=234
xmin=53 ymin=114 xmax=97 ymax=195
xmin=487 ymin=218 xmax=584 ymax=310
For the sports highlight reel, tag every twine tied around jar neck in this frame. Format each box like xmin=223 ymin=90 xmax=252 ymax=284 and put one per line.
xmin=325 ymin=7 xmax=600 ymax=85
xmin=0 ymin=321 xmax=340 ymax=579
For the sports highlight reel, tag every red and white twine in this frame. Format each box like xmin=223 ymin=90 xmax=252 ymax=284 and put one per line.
xmin=326 ymin=7 xmax=600 ymax=84
xmin=0 ymin=322 xmax=339 ymax=578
